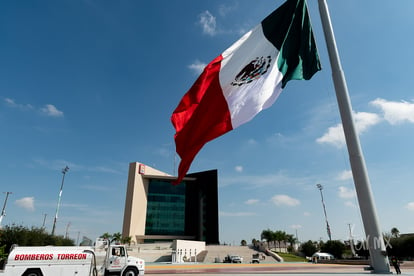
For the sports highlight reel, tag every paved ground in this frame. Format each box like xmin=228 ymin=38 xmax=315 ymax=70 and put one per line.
xmin=145 ymin=262 xmax=414 ymax=275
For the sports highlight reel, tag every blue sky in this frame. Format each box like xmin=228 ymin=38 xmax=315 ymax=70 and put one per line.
xmin=1 ymin=0 xmax=414 ymax=246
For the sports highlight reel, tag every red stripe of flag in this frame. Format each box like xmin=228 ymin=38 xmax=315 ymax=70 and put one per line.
xmin=171 ymin=55 xmax=233 ymax=184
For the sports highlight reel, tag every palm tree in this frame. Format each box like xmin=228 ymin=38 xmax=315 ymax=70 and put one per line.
xmin=274 ymin=231 xmax=287 ymax=252
xmin=100 ymin=232 xmax=111 ymax=240
xmin=261 ymin=229 xmax=274 ymax=249
xmin=286 ymin=234 xmax=297 ymax=252
xmin=122 ymin=236 xmax=132 ymax=246
xmin=111 ymin=232 xmax=122 ymax=244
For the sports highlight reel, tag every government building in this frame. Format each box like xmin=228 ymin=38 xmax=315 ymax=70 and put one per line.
xmin=122 ymin=162 xmax=219 ymax=244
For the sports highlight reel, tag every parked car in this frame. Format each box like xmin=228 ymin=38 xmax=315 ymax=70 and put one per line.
xmin=230 ymin=255 xmax=243 ymax=263
xmin=223 ymin=254 xmax=243 ymax=263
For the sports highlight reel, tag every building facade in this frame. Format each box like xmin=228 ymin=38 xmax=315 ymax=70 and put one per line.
xmin=122 ymin=162 xmax=219 ymax=244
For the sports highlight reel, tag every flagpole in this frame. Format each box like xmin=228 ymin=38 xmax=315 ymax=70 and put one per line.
xmin=317 ymin=0 xmax=390 ymax=273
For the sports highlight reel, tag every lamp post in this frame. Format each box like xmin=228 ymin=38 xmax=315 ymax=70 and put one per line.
xmin=316 ymin=184 xmax=332 ymax=240
xmin=65 ymin=222 xmax=71 ymax=239
xmin=0 ymin=192 xmax=12 ymax=228
xmin=42 ymin=213 xmax=47 ymax=229
xmin=51 ymin=166 xmax=69 ymax=236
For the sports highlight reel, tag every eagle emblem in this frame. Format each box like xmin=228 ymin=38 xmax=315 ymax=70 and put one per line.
xmin=231 ymin=56 xmax=272 ymax=86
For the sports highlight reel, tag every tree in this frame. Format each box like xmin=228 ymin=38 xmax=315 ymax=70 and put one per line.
xmin=240 ymin=240 xmax=247 ymax=246
xmin=274 ymin=230 xmax=287 ymax=252
xmin=100 ymin=232 xmax=111 ymax=240
xmin=300 ymin=240 xmax=317 ymax=257
xmin=321 ymin=240 xmax=346 ymax=259
xmin=0 ymin=245 xmax=7 ymax=265
xmin=122 ymin=236 xmax=132 ymax=246
xmin=354 ymin=240 xmax=369 ymax=258
xmin=111 ymin=232 xmax=122 ymax=244
xmin=400 ymin=235 xmax=414 ymax=258
xmin=0 ymin=225 xmax=74 ymax=254
xmin=387 ymin=234 xmax=414 ymax=258
xmin=286 ymin=234 xmax=297 ymax=246
xmin=261 ymin=229 xmax=274 ymax=249
xmin=286 ymin=234 xmax=297 ymax=253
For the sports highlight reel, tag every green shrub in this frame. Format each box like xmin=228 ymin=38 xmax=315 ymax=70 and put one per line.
xmin=0 ymin=224 xmax=74 ymax=254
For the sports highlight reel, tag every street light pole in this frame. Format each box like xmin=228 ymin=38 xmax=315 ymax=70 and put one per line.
xmin=0 ymin=192 xmax=12 ymax=228
xmin=51 ymin=166 xmax=69 ymax=236
xmin=65 ymin=222 xmax=71 ymax=239
xmin=42 ymin=213 xmax=47 ymax=229
xmin=316 ymin=184 xmax=332 ymax=241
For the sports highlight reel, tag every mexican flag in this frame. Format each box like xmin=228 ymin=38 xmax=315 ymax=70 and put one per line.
xmin=171 ymin=0 xmax=321 ymax=184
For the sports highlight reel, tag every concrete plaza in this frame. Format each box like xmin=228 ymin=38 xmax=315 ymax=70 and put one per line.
xmin=145 ymin=261 xmax=414 ymax=275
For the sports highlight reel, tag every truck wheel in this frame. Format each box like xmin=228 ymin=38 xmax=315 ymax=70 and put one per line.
xmin=22 ymin=268 xmax=43 ymax=276
xmin=122 ymin=267 xmax=139 ymax=276
xmin=25 ymin=273 xmax=41 ymax=276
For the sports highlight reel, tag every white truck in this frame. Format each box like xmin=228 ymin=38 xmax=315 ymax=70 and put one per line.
xmin=0 ymin=242 xmax=145 ymax=276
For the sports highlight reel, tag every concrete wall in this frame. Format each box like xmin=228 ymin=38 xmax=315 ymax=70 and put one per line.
xmin=122 ymin=162 xmax=173 ymax=243
xmin=172 ymin=240 xmax=206 ymax=262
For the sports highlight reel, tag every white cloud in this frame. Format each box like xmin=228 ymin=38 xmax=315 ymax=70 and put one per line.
xmin=41 ymin=104 xmax=64 ymax=117
xmin=371 ymin=98 xmax=414 ymax=125
xmin=4 ymin=98 xmax=33 ymax=110
xmin=316 ymin=123 xmax=344 ymax=148
xmin=5 ymin=98 xmax=16 ymax=106
xmin=188 ymin=60 xmax=206 ymax=75
xmin=198 ymin=10 xmax=216 ymax=36
xmin=15 ymin=197 xmax=35 ymax=212
xmin=4 ymin=98 xmax=64 ymax=118
xmin=235 ymin=166 xmax=243 ymax=173
xmin=316 ymin=111 xmax=381 ymax=148
xmin=355 ymin=111 xmax=381 ymax=131
xmin=245 ymin=199 xmax=259 ymax=205
xmin=337 ymin=170 xmax=353 ymax=181
xmin=317 ymin=98 xmax=414 ymax=148
xmin=271 ymin=194 xmax=300 ymax=207
xmin=303 ymin=211 xmax=311 ymax=216
xmin=406 ymin=202 xmax=414 ymax=211
xmin=338 ymin=186 xmax=356 ymax=199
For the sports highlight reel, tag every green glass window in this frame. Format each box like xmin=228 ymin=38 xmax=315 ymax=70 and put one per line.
xmin=145 ymin=179 xmax=186 ymax=235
